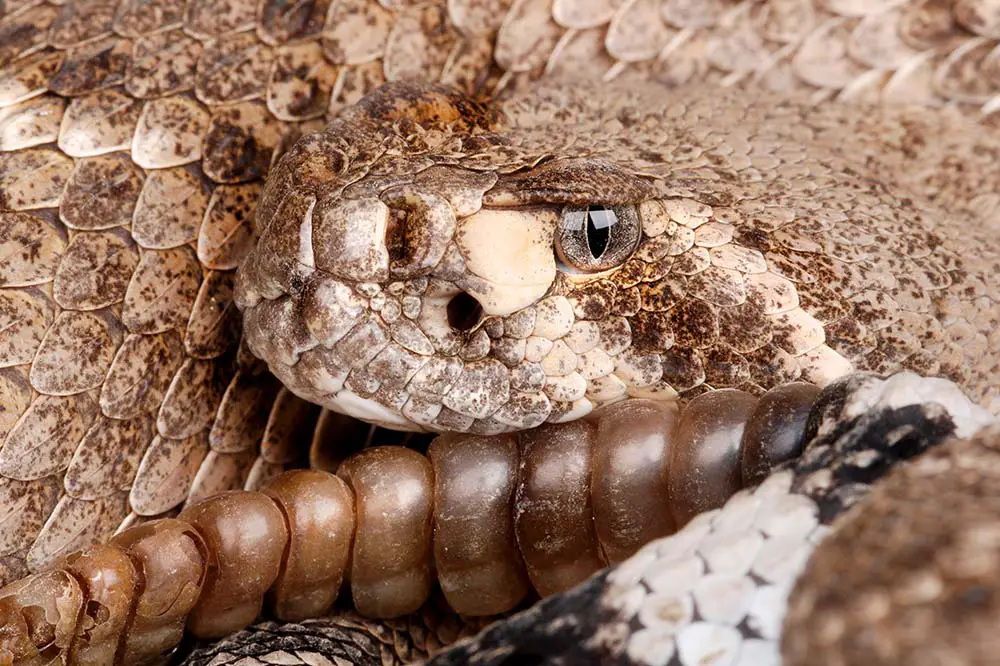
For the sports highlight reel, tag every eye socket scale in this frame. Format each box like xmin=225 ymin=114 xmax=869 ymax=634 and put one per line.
xmin=555 ymin=205 xmax=641 ymax=274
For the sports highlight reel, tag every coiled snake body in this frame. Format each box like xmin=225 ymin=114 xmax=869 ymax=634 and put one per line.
xmin=1 ymin=0 xmax=1000 ymax=664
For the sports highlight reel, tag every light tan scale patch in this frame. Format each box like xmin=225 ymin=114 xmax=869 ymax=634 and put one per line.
xmin=49 ymin=0 xmax=117 ymax=49
xmin=131 ymin=96 xmax=210 ymax=169
xmin=588 ymin=368 xmax=632 ymax=406
xmin=195 ymin=33 xmax=273 ymax=106
xmin=182 ymin=0 xmax=256 ymax=39
xmin=0 ymin=367 xmax=34 ymax=445
xmin=771 ymin=307 xmax=828 ymax=356
xmin=0 ymin=476 xmax=61 ymax=558
xmin=0 ymin=51 xmax=63 ymax=108
xmin=449 ymin=0 xmax=517 ymax=35
xmin=53 ymin=229 xmax=139 ymax=311
xmin=672 ymin=247 xmax=712 ymax=275
xmin=0 ymin=287 xmax=57 ymax=368
xmin=29 ymin=310 xmax=122 ymax=396
xmin=495 ymin=0 xmax=562 ymax=72
xmin=541 ymin=339 xmax=578 ymax=376
xmin=552 ymin=0 xmax=622 ymax=29
xmin=0 ymin=212 xmax=67 ymax=288
xmin=185 ymin=270 xmax=242 ymax=360
xmin=125 ymin=29 xmax=201 ymax=99
xmin=327 ymin=61 xmax=387 ymax=116
xmin=197 ymin=182 xmax=262 ymax=270
xmin=746 ymin=272 xmax=800 ymax=314
xmin=209 ymin=370 xmax=280 ymax=455
xmin=544 ymin=369 xmax=589 ymax=402
xmin=268 ymin=42 xmax=339 ymax=121
xmin=0 ymin=147 xmax=74 ymax=210
xmin=0 ymin=94 xmax=64 ymax=151
xmin=121 ymin=246 xmax=202 ymax=335
xmin=607 ymin=0 xmax=676 ymax=63
xmin=63 ymin=415 xmax=156 ymax=500
xmin=59 ymin=152 xmax=145 ymax=230
xmin=322 ymin=0 xmax=395 ymax=66
xmin=132 ymin=166 xmax=211 ymax=249
xmin=157 ymin=357 xmax=233 ymax=440
xmin=0 ymin=392 xmax=99 ymax=482
xmin=184 ymin=449 xmax=257 ymax=507
xmin=129 ymin=431 xmax=209 ymax=516
xmin=57 ymin=89 xmax=142 ymax=158
xmin=112 ymin=0 xmax=186 ymax=37
xmin=384 ymin=2 xmax=460 ymax=82
xmin=687 ymin=266 xmax=747 ymax=307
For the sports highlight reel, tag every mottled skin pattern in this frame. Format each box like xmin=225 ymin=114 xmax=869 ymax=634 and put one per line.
xmin=1 ymin=0 xmax=1000 ymax=664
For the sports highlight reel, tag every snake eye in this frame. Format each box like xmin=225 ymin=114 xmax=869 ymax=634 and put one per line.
xmin=555 ymin=205 xmax=640 ymax=274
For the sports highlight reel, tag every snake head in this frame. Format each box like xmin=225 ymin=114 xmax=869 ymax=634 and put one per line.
xmin=235 ymin=81 xmax=859 ymax=433
xmin=234 ymin=82 xmax=664 ymax=433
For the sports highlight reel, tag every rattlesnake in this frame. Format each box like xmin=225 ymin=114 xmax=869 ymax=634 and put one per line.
xmin=1 ymin=0 xmax=1000 ymax=664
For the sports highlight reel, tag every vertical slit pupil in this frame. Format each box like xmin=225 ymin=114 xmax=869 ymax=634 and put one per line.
xmin=586 ymin=206 xmax=612 ymax=259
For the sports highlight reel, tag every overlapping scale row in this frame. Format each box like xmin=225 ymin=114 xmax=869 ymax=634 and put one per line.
xmin=0 ymin=383 xmax=821 ymax=665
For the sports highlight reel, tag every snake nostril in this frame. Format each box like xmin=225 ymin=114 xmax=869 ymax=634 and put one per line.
xmin=447 ymin=291 xmax=483 ymax=331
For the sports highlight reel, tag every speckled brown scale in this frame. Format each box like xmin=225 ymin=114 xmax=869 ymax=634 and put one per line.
xmin=129 ymin=431 xmax=209 ymax=516
xmin=132 ymin=165 xmax=210 ymax=249
xmin=202 ymin=101 xmax=282 ymax=183
xmin=182 ymin=0 xmax=256 ymax=40
xmin=58 ymin=88 xmax=141 ymax=157
xmin=112 ymin=0 xmax=185 ymax=38
xmin=0 ymin=93 xmax=64 ymax=151
xmin=157 ymin=356 xmax=234 ymax=439
xmin=0 ymin=147 xmax=73 ymax=209
xmin=125 ymin=28 xmax=200 ymax=99
xmin=0 ymin=211 xmax=66 ymax=287
xmin=0 ymin=475 xmax=61 ymax=557
xmin=29 ymin=309 xmax=123 ymax=395
xmin=268 ymin=42 xmax=338 ymax=121
xmin=63 ymin=414 xmax=155 ymax=500
xmin=60 ymin=151 xmax=144 ymax=230
xmin=0 ymin=391 xmax=99 ymax=481
xmin=0 ymin=6 xmax=58 ymax=68
xmin=0 ymin=50 xmax=63 ymax=107
xmin=48 ymin=36 xmax=131 ymax=97
xmin=195 ymin=33 xmax=273 ymax=106
xmin=259 ymin=0 xmax=334 ymax=45
xmin=131 ymin=95 xmax=208 ymax=168
xmin=98 ymin=330 xmax=185 ymax=419
xmin=196 ymin=182 xmax=262 ymax=269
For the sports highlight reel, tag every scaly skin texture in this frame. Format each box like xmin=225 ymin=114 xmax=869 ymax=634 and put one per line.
xmin=0 ymin=0 xmax=999 ymax=663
